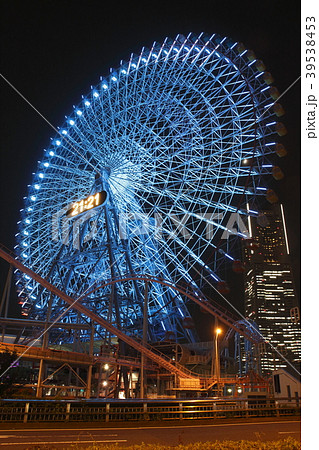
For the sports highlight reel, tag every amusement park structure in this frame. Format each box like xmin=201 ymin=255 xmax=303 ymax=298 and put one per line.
xmin=0 ymin=243 xmax=267 ymax=398
xmin=0 ymin=32 xmax=288 ymax=398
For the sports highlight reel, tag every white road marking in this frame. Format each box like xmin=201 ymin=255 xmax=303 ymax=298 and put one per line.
xmin=0 ymin=433 xmax=118 ymax=438
xmin=0 ymin=420 xmax=301 ymax=433
xmin=278 ymin=431 xmax=300 ymax=434
xmin=0 ymin=440 xmax=127 ymax=446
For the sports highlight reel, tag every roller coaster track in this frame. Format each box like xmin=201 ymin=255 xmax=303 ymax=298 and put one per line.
xmin=0 ymin=245 xmax=194 ymax=379
xmin=0 ymin=341 xmax=158 ymax=371
xmin=86 ymin=276 xmax=262 ymax=343
xmin=0 ymin=243 xmax=261 ymax=381
xmin=0 ymin=341 xmax=93 ymax=365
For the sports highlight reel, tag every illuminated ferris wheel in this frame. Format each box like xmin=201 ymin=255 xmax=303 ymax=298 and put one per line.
xmin=16 ymin=32 xmax=284 ymax=343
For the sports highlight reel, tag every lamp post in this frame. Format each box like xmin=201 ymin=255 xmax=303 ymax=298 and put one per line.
xmin=103 ymin=363 xmax=110 ymax=398
xmin=214 ymin=327 xmax=222 ymax=391
xmin=140 ymin=280 xmax=148 ymax=398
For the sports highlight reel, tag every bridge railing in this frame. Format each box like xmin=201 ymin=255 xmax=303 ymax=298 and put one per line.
xmin=0 ymin=397 xmax=300 ymax=423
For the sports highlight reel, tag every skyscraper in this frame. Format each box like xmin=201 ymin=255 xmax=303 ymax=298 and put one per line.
xmin=243 ymin=203 xmax=301 ymax=375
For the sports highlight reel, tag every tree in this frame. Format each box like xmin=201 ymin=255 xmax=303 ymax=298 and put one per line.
xmin=0 ymin=350 xmax=34 ymax=397
xmin=0 ymin=349 xmax=17 ymax=383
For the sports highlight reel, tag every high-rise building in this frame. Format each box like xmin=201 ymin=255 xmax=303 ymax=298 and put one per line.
xmin=243 ymin=203 xmax=301 ymax=375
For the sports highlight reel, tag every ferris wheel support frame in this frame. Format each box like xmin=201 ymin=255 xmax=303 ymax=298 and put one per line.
xmin=0 ymin=244 xmax=194 ymax=379
xmin=1 ymin=243 xmax=262 ymax=347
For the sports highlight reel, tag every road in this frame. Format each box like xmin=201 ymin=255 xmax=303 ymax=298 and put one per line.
xmin=0 ymin=418 xmax=300 ymax=448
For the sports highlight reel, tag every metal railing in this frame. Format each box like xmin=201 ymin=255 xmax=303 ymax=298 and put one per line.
xmin=0 ymin=397 xmax=300 ymax=423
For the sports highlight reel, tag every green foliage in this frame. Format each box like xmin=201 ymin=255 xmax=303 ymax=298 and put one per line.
xmin=0 ymin=350 xmax=17 ymax=382
xmin=60 ymin=437 xmax=300 ymax=450
xmin=0 ymin=350 xmax=35 ymax=398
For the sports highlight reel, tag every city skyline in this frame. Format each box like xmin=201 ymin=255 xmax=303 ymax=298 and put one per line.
xmin=243 ymin=203 xmax=301 ymax=375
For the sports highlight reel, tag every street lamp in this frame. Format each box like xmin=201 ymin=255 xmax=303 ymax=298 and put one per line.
xmin=214 ymin=327 xmax=222 ymax=384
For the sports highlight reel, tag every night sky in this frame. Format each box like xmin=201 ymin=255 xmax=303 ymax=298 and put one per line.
xmin=0 ymin=0 xmax=300 ymax=317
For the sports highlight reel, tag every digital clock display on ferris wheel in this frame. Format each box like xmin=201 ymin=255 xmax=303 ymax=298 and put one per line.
xmin=66 ymin=190 xmax=107 ymax=218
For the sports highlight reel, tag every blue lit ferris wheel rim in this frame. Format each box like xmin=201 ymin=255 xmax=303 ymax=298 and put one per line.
xmin=16 ymin=32 xmax=279 ymax=308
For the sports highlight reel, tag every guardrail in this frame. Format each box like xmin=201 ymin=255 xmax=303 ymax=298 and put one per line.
xmin=0 ymin=397 xmax=300 ymax=423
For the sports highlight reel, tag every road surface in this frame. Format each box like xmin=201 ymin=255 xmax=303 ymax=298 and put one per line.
xmin=0 ymin=417 xmax=300 ymax=447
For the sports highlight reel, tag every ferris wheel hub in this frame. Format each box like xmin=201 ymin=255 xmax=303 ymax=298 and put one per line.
xmin=105 ymin=166 xmax=112 ymax=177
